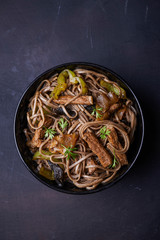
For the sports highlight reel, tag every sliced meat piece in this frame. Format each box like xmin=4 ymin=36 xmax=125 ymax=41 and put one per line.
xmin=45 ymin=133 xmax=79 ymax=154
xmin=30 ymin=117 xmax=53 ymax=148
xmin=86 ymin=158 xmax=96 ymax=174
xmin=31 ymin=129 xmax=43 ymax=148
xmin=83 ymin=132 xmax=112 ymax=168
xmin=95 ymin=92 xmax=110 ymax=121
xmin=95 ymin=92 xmax=120 ymax=120
xmin=116 ymin=151 xmax=128 ymax=166
xmin=96 ymin=92 xmax=110 ymax=112
xmin=44 ymin=118 xmax=54 ymax=128
xmin=107 ymin=127 xmax=128 ymax=165
xmin=117 ymin=106 xmax=126 ymax=120
xmin=109 ymin=103 xmax=120 ymax=113
xmin=107 ymin=92 xmax=119 ymax=105
xmin=52 ymin=95 xmax=93 ymax=105
xmin=108 ymin=126 xmax=119 ymax=146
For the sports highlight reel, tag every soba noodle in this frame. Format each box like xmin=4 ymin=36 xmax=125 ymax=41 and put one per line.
xmin=24 ymin=68 xmax=137 ymax=189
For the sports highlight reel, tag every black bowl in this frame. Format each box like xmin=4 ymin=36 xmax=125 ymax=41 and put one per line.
xmin=14 ymin=62 xmax=144 ymax=194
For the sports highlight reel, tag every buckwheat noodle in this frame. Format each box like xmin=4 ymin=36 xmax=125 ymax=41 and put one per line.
xmin=24 ymin=68 xmax=137 ymax=190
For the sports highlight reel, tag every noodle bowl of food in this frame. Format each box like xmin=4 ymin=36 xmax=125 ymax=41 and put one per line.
xmin=14 ymin=62 xmax=144 ymax=194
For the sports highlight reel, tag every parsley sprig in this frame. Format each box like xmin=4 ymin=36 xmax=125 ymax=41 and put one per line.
xmin=62 ymin=145 xmax=77 ymax=160
xmin=109 ymin=150 xmax=118 ymax=168
xmin=100 ymin=126 xmax=111 ymax=139
xmin=44 ymin=127 xmax=56 ymax=139
xmin=91 ymin=107 xmax=103 ymax=119
xmin=58 ymin=118 xmax=68 ymax=132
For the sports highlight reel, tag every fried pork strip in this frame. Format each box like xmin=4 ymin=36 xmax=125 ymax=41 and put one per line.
xmin=83 ymin=132 xmax=112 ymax=168
xmin=52 ymin=95 xmax=93 ymax=105
xmin=29 ymin=118 xmax=53 ymax=148
xmin=108 ymin=127 xmax=128 ymax=165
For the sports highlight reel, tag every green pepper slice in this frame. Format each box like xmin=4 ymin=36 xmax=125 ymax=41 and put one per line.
xmin=33 ymin=150 xmax=52 ymax=160
xmin=51 ymin=69 xmax=88 ymax=99
xmin=39 ymin=166 xmax=54 ymax=180
xmin=100 ymin=80 xmax=126 ymax=99
xmin=76 ymin=77 xmax=88 ymax=95
xmin=33 ymin=150 xmax=64 ymax=169
xmin=51 ymin=71 xmax=68 ymax=99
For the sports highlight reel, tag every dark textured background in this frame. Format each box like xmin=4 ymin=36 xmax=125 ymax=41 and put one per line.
xmin=0 ymin=0 xmax=160 ymax=239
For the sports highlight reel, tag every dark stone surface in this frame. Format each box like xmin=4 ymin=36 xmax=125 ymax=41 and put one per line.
xmin=0 ymin=0 xmax=160 ymax=239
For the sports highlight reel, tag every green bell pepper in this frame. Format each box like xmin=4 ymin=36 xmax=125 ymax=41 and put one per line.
xmin=33 ymin=150 xmax=64 ymax=169
xmin=100 ymin=80 xmax=126 ymax=99
xmin=51 ymin=69 xmax=88 ymax=99
xmin=39 ymin=166 xmax=54 ymax=180
xmin=33 ymin=150 xmax=52 ymax=160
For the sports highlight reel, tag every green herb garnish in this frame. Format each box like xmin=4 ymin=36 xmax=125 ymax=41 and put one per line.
xmin=100 ymin=126 xmax=111 ymax=139
xmin=62 ymin=145 xmax=77 ymax=160
xmin=58 ymin=118 xmax=68 ymax=132
xmin=44 ymin=128 xmax=56 ymax=139
xmin=109 ymin=150 xmax=118 ymax=168
xmin=91 ymin=107 xmax=103 ymax=119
